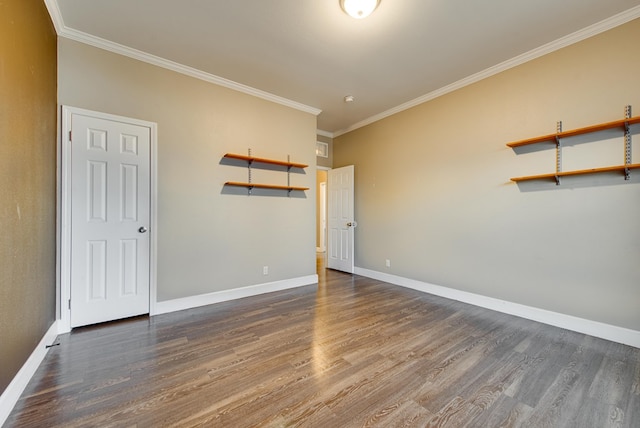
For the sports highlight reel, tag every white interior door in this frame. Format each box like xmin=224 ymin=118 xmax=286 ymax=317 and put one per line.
xmin=70 ymin=112 xmax=151 ymax=327
xmin=327 ymin=165 xmax=355 ymax=273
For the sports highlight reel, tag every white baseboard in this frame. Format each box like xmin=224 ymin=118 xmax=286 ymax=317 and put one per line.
xmin=0 ymin=321 xmax=61 ymax=427
xmin=355 ymin=267 xmax=640 ymax=349
xmin=153 ymin=275 xmax=318 ymax=315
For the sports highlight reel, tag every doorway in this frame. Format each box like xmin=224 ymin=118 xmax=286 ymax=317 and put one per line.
xmin=316 ymin=168 xmax=328 ymax=275
xmin=316 ymin=169 xmax=328 ymax=253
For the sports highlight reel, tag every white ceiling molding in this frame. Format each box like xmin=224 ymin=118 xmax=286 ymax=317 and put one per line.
xmin=44 ymin=0 xmax=639 ymax=134
xmin=333 ymin=5 xmax=640 ymax=137
xmin=316 ymin=129 xmax=334 ymax=139
xmin=43 ymin=0 xmax=64 ymax=34
xmin=43 ymin=1 xmax=321 ymax=117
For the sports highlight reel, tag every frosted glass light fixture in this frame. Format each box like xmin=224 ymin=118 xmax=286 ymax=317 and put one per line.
xmin=340 ymin=0 xmax=380 ymax=19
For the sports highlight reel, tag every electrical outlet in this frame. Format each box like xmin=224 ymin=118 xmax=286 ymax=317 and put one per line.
xmin=263 ymin=266 xmax=269 ymax=275
xmin=385 ymin=259 xmax=391 ymax=268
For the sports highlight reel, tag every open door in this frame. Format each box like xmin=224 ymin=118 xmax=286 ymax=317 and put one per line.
xmin=327 ymin=165 xmax=355 ymax=273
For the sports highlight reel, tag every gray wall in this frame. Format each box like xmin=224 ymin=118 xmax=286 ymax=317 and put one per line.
xmin=334 ymin=19 xmax=640 ymax=331
xmin=58 ymin=39 xmax=317 ymax=302
xmin=0 ymin=0 xmax=57 ymax=394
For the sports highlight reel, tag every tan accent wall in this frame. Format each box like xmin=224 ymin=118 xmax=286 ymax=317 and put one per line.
xmin=58 ymin=39 xmax=317 ymax=302
xmin=0 ymin=0 xmax=57 ymax=393
xmin=334 ymin=19 xmax=640 ymax=331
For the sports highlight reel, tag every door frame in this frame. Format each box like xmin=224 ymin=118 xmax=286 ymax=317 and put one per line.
xmin=58 ymin=106 xmax=158 ymax=333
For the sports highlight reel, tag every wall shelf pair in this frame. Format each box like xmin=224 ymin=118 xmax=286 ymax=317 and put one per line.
xmin=508 ymin=106 xmax=640 ymax=184
xmin=223 ymin=151 xmax=309 ymax=195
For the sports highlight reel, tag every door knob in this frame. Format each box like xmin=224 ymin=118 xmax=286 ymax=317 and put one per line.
xmin=138 ymin=226 xmax=148 ymax=233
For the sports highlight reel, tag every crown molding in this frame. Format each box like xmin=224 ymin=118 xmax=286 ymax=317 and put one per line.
xmin=44 ymin=1 xmax=321 ymax=117
xmin=44 ymin=1 xmax=640 ymax=135
xmin=316 ymin=129 xmax=334 ymax=138
xmin=63 ymin=28 xmax=322 ymax=116
xmin=43 ymin=0 xmax=64 ymax=34
xmin=334 ymin=5 xmax=640 ymax=137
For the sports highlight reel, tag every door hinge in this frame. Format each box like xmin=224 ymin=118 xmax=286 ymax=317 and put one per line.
xmin=68 ymin=131 xmax=72 ymax=141
xmin=68 ymin=299 xmax=71 ymax=310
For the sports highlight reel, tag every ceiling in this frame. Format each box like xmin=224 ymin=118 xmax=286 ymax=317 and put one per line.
xmin=50 ymin=0 xmax=640 ymax=135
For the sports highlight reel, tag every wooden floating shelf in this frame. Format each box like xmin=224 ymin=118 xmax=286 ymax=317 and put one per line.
xmin=511 ymin=164 xmax=640 ymax=182
xmin=507 ymin=116 xmax=640 ymax=148
xmin=222 ymin=151 xmax=308 ymax=195
xmin=224 ymin=181 xmax=309 ymax=191
xmin=223 ymin=153 xmax=308 ymax=169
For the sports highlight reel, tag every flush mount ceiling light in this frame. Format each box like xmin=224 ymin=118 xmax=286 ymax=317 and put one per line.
xmin=340 ymin=0 xmax=380 ymax=19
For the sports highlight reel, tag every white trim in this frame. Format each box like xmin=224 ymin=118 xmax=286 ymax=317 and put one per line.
xmin=44 ymin=0 xmax=639 ymax=134
xmin=316 ymin=141 xmax=329 ymax=158
xmin=0 ymin=321 xmax=60 ymax=427
xmin=55 ymin=103 xmax=62 ymax=322
xmin=153 ymin=275 xmax=318 ymax=316
xmin=316 ymin=129 xmax=334 ymax=139
xmin=43 ymin=0 xmax=321 ymax=118
xmin=59 ymin=106 xmax=72 ymax=333
xmin=149 ymin=122 xmax=159 ymax=319
xmin=59 ymin=106 xmax=158 ymax=333
xmin=43 ymin=0 xmax=64 ymax=34
xmin=355 ymin=267 xmax=640 ymax=349
xmin=62 ymin=28 xmax=322 ymax=116
xmin=334 ymin=5 xmax=640 ymax=137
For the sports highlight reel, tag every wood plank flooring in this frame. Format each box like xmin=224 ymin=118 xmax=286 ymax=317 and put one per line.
xmin=6 ymin=263 xmax=640 ymax=427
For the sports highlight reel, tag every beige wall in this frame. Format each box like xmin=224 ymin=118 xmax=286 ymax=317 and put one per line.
xmin=58 ymin=39 xmax=317 ymax=301
xmin=0 ymin=0 xmax=57 ymax=393
xmin=334 ymin=19 xmax=640 ymax=331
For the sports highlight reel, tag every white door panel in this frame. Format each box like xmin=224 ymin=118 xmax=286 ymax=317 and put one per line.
xmin=70 ymin=113 xmax=151 ymax=327
xmin=327 ymin=165 xmax=355 ymax=273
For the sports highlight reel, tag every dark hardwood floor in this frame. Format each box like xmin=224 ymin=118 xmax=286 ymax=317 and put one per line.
xmin=6 ymin=258 xmax=640 ymax=427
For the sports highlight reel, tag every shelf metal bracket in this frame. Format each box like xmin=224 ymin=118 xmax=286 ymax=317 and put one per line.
xmin=624 ymin=105 xmax=632 ymax=180
xmin=287 ymin=155 xmax=291 ymax=197
xmin=248 ymin=148 xmax=253 ymax=195
xmin=555 ymin=121 xmax=562 ymax=185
